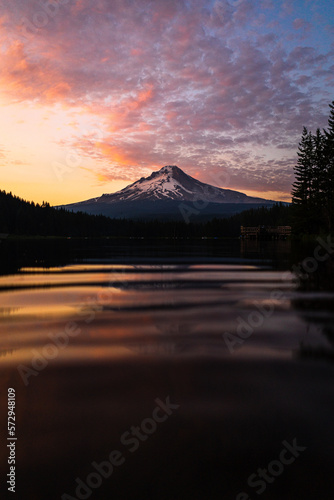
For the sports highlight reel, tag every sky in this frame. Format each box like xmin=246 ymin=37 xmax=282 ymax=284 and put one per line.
xmin=0 ymin=0 xmax=334 ymax=205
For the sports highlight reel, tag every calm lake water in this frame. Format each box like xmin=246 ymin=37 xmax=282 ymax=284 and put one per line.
xmin=1 ymin=238 xmax=334 ymax=499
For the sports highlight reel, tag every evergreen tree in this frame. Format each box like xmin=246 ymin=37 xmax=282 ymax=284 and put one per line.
xmin=291 ymin=127 xmax=315 ymax=232
xmin=292 ymin=127 xmax=313 ymax=204
xmin=292 ymin=101 xmax=334 ymax=234
xmin=323 ymin=100 xmax=334 ymax=232
xmin=312 ymin=128 xmax=326 ymax=230
xmin=0 ymin=189 xmax=291 ymax=238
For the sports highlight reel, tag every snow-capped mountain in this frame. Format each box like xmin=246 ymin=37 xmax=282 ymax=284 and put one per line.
xmin=97 ymin=165 xmax=269 ymax=203
xmin=58 ymin=166 xmax=276 ymax=220
xmin=69 ymin=165 xmax=272 ymax=205
xmin=110 ymin=165 xmax=199 ymax=202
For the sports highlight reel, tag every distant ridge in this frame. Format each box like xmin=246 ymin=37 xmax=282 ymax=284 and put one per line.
xmin=57 ymin=166 xmax=279 ymax=220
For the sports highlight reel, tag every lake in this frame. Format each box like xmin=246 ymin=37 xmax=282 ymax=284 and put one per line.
xmin=1 ymin=238 xmax=334 ymax=499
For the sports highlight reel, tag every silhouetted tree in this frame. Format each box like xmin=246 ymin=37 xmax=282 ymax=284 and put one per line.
xmin=0 ymin=190 xmax=291 ymax=238
xmin=323 ymin=101 xmax=334 ymax=231
xmin=292 ymin=101 xmax=334 ymax=234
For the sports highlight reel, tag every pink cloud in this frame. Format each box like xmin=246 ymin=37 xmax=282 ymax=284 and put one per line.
xmin=0 ymin=0 xmax=333 ymax=199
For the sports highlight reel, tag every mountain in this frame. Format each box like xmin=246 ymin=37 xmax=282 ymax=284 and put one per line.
xmin=57 ymin=166 xmax=278 ymax=220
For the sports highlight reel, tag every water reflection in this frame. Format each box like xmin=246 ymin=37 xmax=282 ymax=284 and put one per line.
xmin=1 ymin=258 xmax=332 ymax=363
xmin=289 ymin=256 xmax=334 ymax=361
xmin=1 ymin=239 xmax=334 ymax=499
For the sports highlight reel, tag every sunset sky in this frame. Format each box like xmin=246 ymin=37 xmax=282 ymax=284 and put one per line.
xmin=1 ymin=0 xmax=334 ymax=205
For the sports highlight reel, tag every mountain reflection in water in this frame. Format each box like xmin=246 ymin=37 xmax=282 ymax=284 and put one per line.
xmin=0 ymin=239 xmax=333 ymax=500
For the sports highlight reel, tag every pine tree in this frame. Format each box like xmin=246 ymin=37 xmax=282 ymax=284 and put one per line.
xmin=322 ymin=100 xmax=334 ymax=232
xmin=291 ymin=101 xmax=334 ymax=234
xmin=292 ymin=127 xmax=313 ymax=204
xmin=312 ymin=128 xmax=326 ymax=231
xmin=291 ymin=127 xmax=314 ymax=232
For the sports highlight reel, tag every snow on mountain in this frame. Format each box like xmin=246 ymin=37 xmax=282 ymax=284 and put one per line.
xmin=109 ymin=165 xmax=194 ymax=201
xmin=57 ymin=166 xmax=277 ymax=220
xmin=75 ymin=166 xmax=271 ymax=205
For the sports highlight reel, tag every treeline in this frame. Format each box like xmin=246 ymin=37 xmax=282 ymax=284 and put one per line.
xmin=0 ymin=190 xmax=290 ymax=238
xmin=0 ymin=191 xmax=116 ymax=237
xmin=292 ymin=101 xmax=334 ymax=234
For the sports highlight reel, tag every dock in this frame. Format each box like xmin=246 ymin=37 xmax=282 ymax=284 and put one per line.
xmin=240 ymin=225 xmax=291 ymax=240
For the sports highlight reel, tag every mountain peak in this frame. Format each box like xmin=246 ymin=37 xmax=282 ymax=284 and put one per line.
xmin=60 ymin=165 xmax=276 ymax=213
xmin=158 ymin=165 xmax=181 ymax=174
xmin=93 ymin=165 xmax=273 ymax=204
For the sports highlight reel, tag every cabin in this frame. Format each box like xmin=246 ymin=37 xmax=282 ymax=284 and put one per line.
xmin=240 ymin=225 xmax=291 ymax=240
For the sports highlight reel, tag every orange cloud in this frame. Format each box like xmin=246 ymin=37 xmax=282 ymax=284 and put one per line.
xmin=0 ymin=0 xmax=329 ymax=203
xmin=0 ymin=40 xmax=72 ymax=104
xmin=126 ymin=84 xmax=155 ymax=111
xmin=44 ymin=82 xmax=71 ymax=100
xmin=131 ymin=48 xmax=144 ymax=56
xmin=94 ymin=142 xmax=135 ymax=166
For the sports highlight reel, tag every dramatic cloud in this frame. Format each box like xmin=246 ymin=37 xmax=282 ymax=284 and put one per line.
xmin=1 ymin=0 xmax=334 ymax=202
